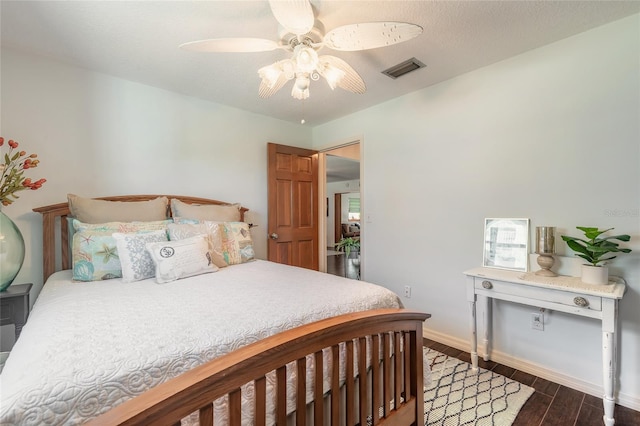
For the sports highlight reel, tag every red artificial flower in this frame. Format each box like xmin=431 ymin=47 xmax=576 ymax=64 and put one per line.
xmin=0 ymin=137 xmax=45 ymax=205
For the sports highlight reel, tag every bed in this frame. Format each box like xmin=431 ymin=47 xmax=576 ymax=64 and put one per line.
xmin=0 ymin=195 xmax=429 ymax=425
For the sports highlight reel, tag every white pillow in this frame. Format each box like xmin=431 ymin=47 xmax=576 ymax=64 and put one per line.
xmin=113 ymin=230 xmax=168 ymax=283
xmin=146 ymin=234 xmax=219 ymax=284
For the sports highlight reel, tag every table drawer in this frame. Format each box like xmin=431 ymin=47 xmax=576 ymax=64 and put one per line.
xmin=474 ymin=278 xmax=602 ymax=311
xmin=0 ymin=300 xmax=14 ymax=324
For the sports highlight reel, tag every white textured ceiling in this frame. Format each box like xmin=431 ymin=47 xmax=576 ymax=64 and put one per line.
xmin=1 ymin=1 xmax=639 ymax=126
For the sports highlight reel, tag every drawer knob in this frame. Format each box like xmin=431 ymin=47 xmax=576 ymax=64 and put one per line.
xmin=482 ymin=280 xmax=493 ymax=289
xmin=574 ymin=297 xmax=589 ymax=307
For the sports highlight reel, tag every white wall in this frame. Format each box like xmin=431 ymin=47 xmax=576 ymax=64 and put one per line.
xmin=0 ymin=48 xmax=311 ymax=304
xmin=313 ymin=15 xmax=640 ymax=406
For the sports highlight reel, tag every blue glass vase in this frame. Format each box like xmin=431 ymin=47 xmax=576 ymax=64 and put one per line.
xmin=0 ymin=209 xmax=25 ymax=292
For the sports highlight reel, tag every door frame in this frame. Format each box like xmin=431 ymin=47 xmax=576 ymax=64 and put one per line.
xmin=318 ymin=138 xmax=362 ymax=275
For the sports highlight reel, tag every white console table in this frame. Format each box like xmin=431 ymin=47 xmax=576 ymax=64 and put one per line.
xmin=464 ymin=267 xmax=626 ymax=426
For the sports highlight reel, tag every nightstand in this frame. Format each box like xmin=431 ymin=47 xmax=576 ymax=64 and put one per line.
xmin=0 ymin=283 xmax=33 ymax=340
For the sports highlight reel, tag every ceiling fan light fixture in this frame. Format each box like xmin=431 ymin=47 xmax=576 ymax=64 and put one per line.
xmin=321 ymin=63 xmax=345 ymax=90
xmin=293 ymin=44 xmax=319 ymax=73
xmin=258 ymin=63 xmax=283 ymax=89
xmin=292 ymin=75 xmax=311 ymax=100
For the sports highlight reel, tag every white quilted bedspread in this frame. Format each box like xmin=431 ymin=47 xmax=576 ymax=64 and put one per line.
xmin=0 ymin=260 xmax=401 ymax=425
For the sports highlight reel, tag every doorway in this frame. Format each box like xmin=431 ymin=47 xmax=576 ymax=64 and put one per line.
xmin=322 ymin=142 xmax=361 ymax=279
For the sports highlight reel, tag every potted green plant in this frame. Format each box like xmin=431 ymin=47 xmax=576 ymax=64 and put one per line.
xmin=561 ymin=227 xmax=632 ymax=285
xmin=335 ymin=237 xmax=360 ymax=259
xmin=335 ymin=237 xmax=361 ymax=279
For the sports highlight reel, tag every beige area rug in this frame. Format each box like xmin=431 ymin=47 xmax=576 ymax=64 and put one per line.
xmin=424 ymin=348 xmax=534 ymax=426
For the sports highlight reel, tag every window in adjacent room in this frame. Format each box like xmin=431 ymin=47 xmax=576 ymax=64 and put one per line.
xmin=348 ymin=197 xmax=360 ymax=221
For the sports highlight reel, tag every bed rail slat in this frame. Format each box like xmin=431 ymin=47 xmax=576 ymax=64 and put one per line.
xmin=383 ymin=332 xmax=392 ymax=416
xmin=313 ymin=351 xmax=324 ymax=426
xmin=346 ymin=339 xmax=355 ymax=425
xmin=404 ymin=331 xmax=411 ymax=401
xmin=358 ymin=337 xmax=368 ymax=425
xmin=255 ymin=376 xmax=266 ymax=426
xmin=372 ymin=334 xmax=381 ymax=425
xmin=394 ymin=332 xmax=402 ymax=409
xmin=296 ymin=357 xmax=306 ymax=426
xmin=229 ymin=388 xmax=241 ymax=425
xmin=198 ymin=403 xmax=213 ymax=426
xmin=331 ymin=344 xmax=340 ymax=426
xmin=276 ymin=366 xmax=287 ymax=425
xmin=86 ymin=309 xmax=429 ymax=426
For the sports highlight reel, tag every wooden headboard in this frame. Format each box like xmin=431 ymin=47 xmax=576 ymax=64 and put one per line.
xmin=32 ymin=195 xmax=248 ymax=282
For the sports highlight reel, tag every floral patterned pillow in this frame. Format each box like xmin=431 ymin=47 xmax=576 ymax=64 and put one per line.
xmin=72 ymin=230 xmax=123 ymax=281
xmin=172 ymin=219 xmax=254 ymax=265
xmin=167 ymin=222 xmax=227 ymax=268
xmin=220 ymin=222 xmax=255 ymax=265
xmin=113 ymin=230 xmax=168 ymax=283
xmin=70 ymin=219 xmax=172 ymax=282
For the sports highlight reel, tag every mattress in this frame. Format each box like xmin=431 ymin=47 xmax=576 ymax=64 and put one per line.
xmin=0 ymin=260 xmax=402 ymax=425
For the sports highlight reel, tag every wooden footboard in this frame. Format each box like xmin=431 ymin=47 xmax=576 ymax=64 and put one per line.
xmin=87 ymin=309 xmax=430 ymax=426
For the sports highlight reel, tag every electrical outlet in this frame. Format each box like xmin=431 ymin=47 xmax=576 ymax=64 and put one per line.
xmin=531 ymin=312 xmax=544 ymax=331
xmin=404 ymin=285 xmax=411 ymax=298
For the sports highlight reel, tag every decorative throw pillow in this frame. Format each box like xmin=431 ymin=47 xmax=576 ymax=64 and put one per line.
xmin=68 ymin=194 xmax=169 ymax=223
xmin=72 ymin=230 xmax=124 ymax=281
xmin=146 ymin=234 xmax=219 ymax=284
xmin=167 ymin=222 xmax=227 ymax=267
xmin=220 ymin=221 xmax=255 ymax=265
xmin=70 ymin=219 xmax=171 ymax=267
xmin=170 ymin=198 xmax=241 ymax=222
xmin=172 ymin=219 xmax=254 ymax=265
xmin=113 ymin=230 xmax=168 ymax=283
xmin=72 ymin=219 xmax=171 ymax=233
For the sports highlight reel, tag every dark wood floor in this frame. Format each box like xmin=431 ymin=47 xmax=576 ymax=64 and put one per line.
xmin=326 ymin=256 xmax=640 ymax=425
xmin=326 ymin=252 xmax=360 ymax=280
xmin=423 ymin=338 xmax=640 ymax=426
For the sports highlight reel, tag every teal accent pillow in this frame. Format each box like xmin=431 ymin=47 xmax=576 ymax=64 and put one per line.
xmin=72 ymin=231 xmax=123 ymax=281
xmin=70 ymin=220 xmax=171 ymax=282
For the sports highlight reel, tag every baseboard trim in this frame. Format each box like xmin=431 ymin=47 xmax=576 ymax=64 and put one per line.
xmin=423 ymin=326 xmax=640 ymax=411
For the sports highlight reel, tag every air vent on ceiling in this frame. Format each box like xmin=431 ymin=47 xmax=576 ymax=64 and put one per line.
xmin=381 ymin=57 xmax=426 ymax=79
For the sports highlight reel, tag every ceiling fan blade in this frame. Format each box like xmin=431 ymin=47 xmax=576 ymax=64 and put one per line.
xmin=180 ymin=38 xmax=280 ymax=53
xmin=269 ymin=0 xmax=314 ymax=35
xmin=324 ymin=22 xmax=423 ymax=51
xmin=319 ymin=55 xmax=366 ymax=94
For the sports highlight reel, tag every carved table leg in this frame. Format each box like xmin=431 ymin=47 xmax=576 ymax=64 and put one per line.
xmin=469 ymin=300 xmax=478 ymax=370
xmin=602 ymin=330 xmax=615 ymax=426
xmin=482 ymin=297 xmax=491 ymax=362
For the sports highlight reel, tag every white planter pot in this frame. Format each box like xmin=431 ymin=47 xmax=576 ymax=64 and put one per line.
xmin=581 ymin=264 xmax=609 ymax=285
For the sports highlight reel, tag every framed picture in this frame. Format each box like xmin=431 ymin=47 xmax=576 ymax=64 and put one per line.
xmin=483 ymin=218 xmax=530 ymax=272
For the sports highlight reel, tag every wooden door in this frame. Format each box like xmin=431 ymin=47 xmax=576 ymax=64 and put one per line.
xmin=267 ymin=143 xmax=319 ymax=270
xmin=334 ymin=193 xmax=342 ymax=244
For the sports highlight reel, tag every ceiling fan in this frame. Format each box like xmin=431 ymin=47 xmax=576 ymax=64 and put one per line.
xmin=180 ymin=0 xmax=423 ymax=101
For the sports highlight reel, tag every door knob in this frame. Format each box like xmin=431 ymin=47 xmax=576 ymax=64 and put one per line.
xmin=270 ymin=233 xmax=279 ymax=240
